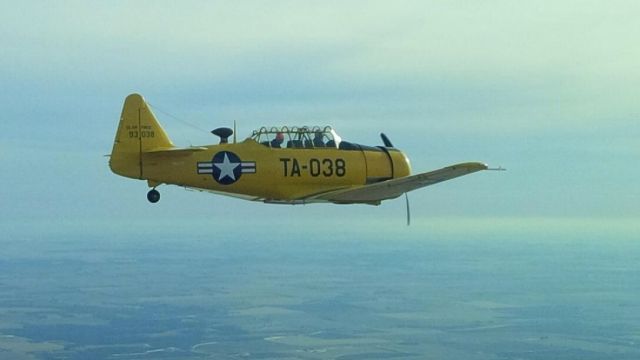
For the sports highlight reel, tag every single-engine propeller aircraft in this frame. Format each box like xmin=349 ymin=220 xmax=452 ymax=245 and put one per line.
xmin=110 ymin=94 xmax=496 ymax=215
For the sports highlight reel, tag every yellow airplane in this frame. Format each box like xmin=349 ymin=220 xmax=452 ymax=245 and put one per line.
xmin=110 ymin=93 xmax=494 ymax=208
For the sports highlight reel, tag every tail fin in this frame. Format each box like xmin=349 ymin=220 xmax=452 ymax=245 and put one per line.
xmin=109 ymin=93 xmax=174 ymax=179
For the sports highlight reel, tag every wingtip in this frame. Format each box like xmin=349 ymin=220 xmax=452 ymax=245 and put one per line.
xmin=452 ymin=162 xmax=489 ymax=170
xmin=468 ymin=162 xmax=506 ymax=171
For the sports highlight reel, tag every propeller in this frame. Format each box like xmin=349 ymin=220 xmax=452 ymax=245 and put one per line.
xmin=380 ymin=132 xmax=409 ymax=225
xmin=405 ymin=193 xmax=411 ymax=226
xmin=380 ymin=133 xmax=394 ymax=147
xmin=380 ymin=132 xmax=408 ymax=225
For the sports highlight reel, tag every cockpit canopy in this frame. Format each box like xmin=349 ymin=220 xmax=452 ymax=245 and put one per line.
xmin=249 ymin=126 xmax=342 ymax=149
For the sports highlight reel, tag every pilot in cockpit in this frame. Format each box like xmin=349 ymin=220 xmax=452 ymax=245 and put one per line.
xmin=313 ymin=131 xmax=325 ymax=147
xmin=271 ymin=132 xmax=284 ymax=148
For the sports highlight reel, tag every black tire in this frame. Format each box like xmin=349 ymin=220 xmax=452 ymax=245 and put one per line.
xmin=147 ymin=189 xmax=160 ymax=203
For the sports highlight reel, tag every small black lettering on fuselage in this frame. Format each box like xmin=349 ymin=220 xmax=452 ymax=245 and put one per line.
xmin=280 ymin=158 xmax=346 ymax=177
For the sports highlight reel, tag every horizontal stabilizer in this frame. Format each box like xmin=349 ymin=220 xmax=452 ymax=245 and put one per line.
xmin=145 ymin=146 xmax=208 ymax=156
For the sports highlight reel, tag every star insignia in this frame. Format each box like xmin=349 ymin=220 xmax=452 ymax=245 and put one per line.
xmin=214 ymin=153 xmax=240 ymax=181
xmin=197 ymin=151 xmax=256 ymax=185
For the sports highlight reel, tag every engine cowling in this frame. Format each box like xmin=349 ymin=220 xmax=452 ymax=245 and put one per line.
xmin=363 ymin=147 xmax=411 ymax=183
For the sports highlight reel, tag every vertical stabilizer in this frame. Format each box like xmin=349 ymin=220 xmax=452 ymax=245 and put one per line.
xmin=109 ymin=93 xmax=174 ymax=179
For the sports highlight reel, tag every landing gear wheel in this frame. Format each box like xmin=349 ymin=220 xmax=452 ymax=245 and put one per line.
xmin=147 ymin=189 xmax=160 ymax=203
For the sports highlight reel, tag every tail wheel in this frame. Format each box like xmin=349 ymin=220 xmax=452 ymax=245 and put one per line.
xmin=147 ymin=189 xmax=160 ymax=203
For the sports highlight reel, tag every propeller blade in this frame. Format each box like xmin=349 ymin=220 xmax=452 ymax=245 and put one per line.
xmin=380 ymin=133 xmax=394 ymax=147
xmin=405 ymin=192 xmax=411 ymax=226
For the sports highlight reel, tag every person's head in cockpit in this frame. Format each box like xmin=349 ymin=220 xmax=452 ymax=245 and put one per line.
xmin=271 ymin=132 xmax=284 ymax=148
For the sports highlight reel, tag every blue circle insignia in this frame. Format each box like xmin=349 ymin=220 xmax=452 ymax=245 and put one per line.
xmin=197 ymin=151 xmax=256 ymax=185
xmin=210 ymin=151 xmax=243 ymax=185
xmin=211 ymin=151 xmax=242 ymax=185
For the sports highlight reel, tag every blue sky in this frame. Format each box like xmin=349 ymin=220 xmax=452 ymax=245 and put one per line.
xmin=1 ymin=1 xmax=638 ymax=238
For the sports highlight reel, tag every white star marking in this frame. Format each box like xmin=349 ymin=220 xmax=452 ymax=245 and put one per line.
xmin=214 ymin=153 xmax=240 ymax=181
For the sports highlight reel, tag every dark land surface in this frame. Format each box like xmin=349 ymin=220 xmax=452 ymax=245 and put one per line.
xmin=1 ymin=227 xmax=639 ymax=359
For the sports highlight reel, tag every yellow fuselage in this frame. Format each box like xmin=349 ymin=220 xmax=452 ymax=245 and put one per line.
xmin=109 ymin=94 xmax=412 ymax=204
xmin=138 ymin=139 xmax=411 ymax=202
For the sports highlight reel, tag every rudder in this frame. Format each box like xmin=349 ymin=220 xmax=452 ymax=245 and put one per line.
xmin=109 ymin=93 xmax=174 ymax=179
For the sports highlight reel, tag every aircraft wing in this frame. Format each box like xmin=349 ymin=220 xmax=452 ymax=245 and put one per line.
xmin=307 ymin=162 xmax=488 ymax=204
